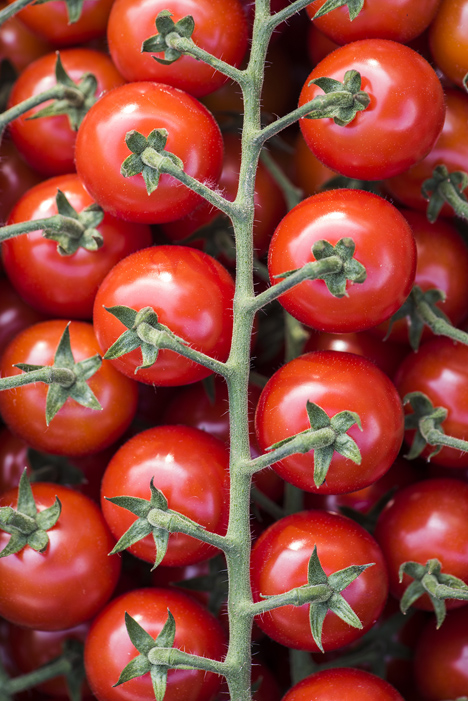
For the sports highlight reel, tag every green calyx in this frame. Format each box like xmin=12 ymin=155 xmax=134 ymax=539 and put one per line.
xmin=141 ymin=10 xmax=195 ymax=65
xmin=43 ymin=189 xmax=104 ymax=255
xmin=274 ymin=237 xmax=366 ymax=298
xmin=399 ymin=558 xmax=468 ymax=628
xmin=12 ymin=323 xmax=102 ymax=425
xmin=121 ymin=129 xmax=184 ymax=194
xmin=29 ymin=53 xmax=98 ymax=130
xmin=103 ymin=305 xmax=188 ymax=373
xmin=268 ymin=401 xmax=362 ymax=488
xmin=403 ymin=391 xmax=448 ymax=461
xmin=422 ymin=165 xmax=468 ymax=223
xmin=114 ymin=610 xmax=176 ymax=701
xmin=386 ymin=285 xmax=449 ymax=351
xmin=305 ymin=70 xmax=370 ymax=127
xmin=311 ymin=0 xmax=364 ymax=21
xmin=0 ymin=470 xmax=61 ymax=557
xmin=32 ymin=0 xmax=84 ymax=23
xmin=262 ymin=546 xmax=373 ymax=652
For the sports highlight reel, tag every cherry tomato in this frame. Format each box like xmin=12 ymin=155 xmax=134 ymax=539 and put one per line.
xmin=268 ymin=189 xmax=416 ymax=333
xmin=394 ymin=337 xmax=468 ymax=468
xmin=429 ymin=0 xmax=468 ymax=88
xmin=306 ymin=0 xmax=441 ymax=45
xmin=0 ymin=136 xmax=43 ymax=223
xmin=107 ymin=0 xmax=248 ymax=97
xmin=384 ymin=88 xmax=468 ymax=216
xmin=375 ymin=478 xmax=468 ymax=609
xmin=8 ymin=0 xmax=114 ymax=46
xmin=7 ymin=49 xmax=125 ymax=176
xmin=75 ymin=81 xmax=224 ymax=224
xmin=0 ymin=320 xmax=138 ymax=455
xmin=84 ymin=587 xmax=227 ymax=701
xmin=282 ymin=668 xmax=404 ymax=701
xmin=255 ymin=351 xmax=404 ymax=494
xmin=292 ymin=131 xmax=335 ymax=198
xmin=370 ymin=209 xmax=468 ymax=345
xmin=0 ymin=11 xmax=52 ymax=76
xmin=0 ymin=482 xmax=121 ymax=630
xmin=250 ymin=510 xmax=389 ymax=651
xmin=93 ymin=246 xmax=234 ymax=386
xmin=101 ymin=425 xmax=229 ymax=566
xmin=0 ymin=277 xmax=46 ymax=359
xmin=2 ymin=174 xmax=152 ymax=318
xmin=299 ymin=39 xmax=445 ymax=180
xmin=414 ymin=605 xmax=468 ymax=701
xmin=0 ymin=427 xmax=30 ymax=493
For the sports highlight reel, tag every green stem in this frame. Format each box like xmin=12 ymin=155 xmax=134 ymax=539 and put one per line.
xmin=0 ymin=84 xmax=83 ymax=133
xmin=0 ymin=215 xmax=84 ymax=243
xmin=0 ymin=367 xmax=76 ymax=391
xmin=148 ymin=648 xmax=227 ymax=675
xmin=266 ymin=0 xmax=321 ymax=30
xmin=245 ymin=426 xmax=337 ymax=474
xmin=166 ymin=34 xmax=246 ymax=87
xmin=146 ymin=509 xmax=229 ymax=553
xmin=438 ymin=180 xmax=468 ymax=220
xmin=425 ymin=428 xmax=468 ymax=453
xmin=248 ymin=583 xmax=331 ymax=615
xmin=260 ymin=148 xmax=303 ymax=210
xmin=417 ymin=298 xmax=468 ymax=345
xmin=249 ymin=256 xmax=344 ymax=312
xmin=3 ymin=657 xmax=71 ymax=695
xmin=0 ymin=0 xmax=34 ymax=26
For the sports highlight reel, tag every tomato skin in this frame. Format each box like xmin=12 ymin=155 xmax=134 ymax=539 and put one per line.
xmin=93 ymin=246 xmax=234 ymax=386
xmin=7 ymin=49 xmax=125 ymax=176
xmin=0 ymin=483 xmax=121 ymax=630
xmin=255 ymin=351 xmax=404 ymax=495
xmin=299 ymin=40 xmax=445 ymax=181
xmin=385 ymin=88 xmax=468 ymax=216
xmin=2 ymin=174 xmax=152 ymax=319
xmin=0 ymin=277 xmax=46 ymax=359
xmin=0 ymin=320 xmax=138 ymax=456
xmin=101 ymin=425 xmax=229 ymax=566
xmin=394 ymin=338 xmax=468 ymax=468
xmin=282 ymin=668 xmax=404 ymax=701
xmin=75 ymin=82 xmax=224 ymax=224
xmin=268 ymin=190 xmax=416 ymax=333
xmin=7 ymin=0 xmax=113 ymax=45
xmin=0 ymin=137 xmax=43 ymax=224
xmin=107 ymin=0 xmax=248 ymax=97
xmin=429 ymin=0 xmax=468 ymax=88
xmin=306 ymin=0 xmax=441 ymax=45
xmin=84 ymin=587 xmax=227 ymax=701
xmin=375 ymin=478 xmax=468 ymax=611
xmin=414 ymin=606 xmax=468 ymax=701
xmin=250 ymin=510 xmax=389 ymax=652
xmin=0 ymin=13 xmax=52 ymax=72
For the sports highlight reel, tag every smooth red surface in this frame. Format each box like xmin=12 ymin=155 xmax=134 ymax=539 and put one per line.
xmin=93 ymin=246 xmax=234 ymax=386
xmin=375 ymin=478 xmax=468 ymax=609
xmin=282 ymin=668 xmax=404 ymax=700
xmin=75 ymin=82 xmax=224 ymax=223
xmin=394 ymin=337 xmax=468 ymax=467
xmin=0 ymin=483 xmax=120 ymax=630
xmin=430 ymin=0 xmax=468 ymax=87
xmin=250 ymin=510 xmax=389 ymax=651
xmin=101 ymin=425 xmax=229 ymax=566
xmin=268 ymin=189 xmax=416 ymax=333
xmin=0 ymin=320 xmax=138 ymax=455
xmin=84 ymin=588 xmax=227 ymax=701
xmin=7 ymin=49 xmax=124 ymax=175
xmin=255 ymin=351 xmax=404 ymax=494
xmin=299 ymin=40 xmax=445 ymax=180
xmin=108 ymin=0 xmax=248 ymax=96
xmin=3 ymin=174 xmax=152 ymax=319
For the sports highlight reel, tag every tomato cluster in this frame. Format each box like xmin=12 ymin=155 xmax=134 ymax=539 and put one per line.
xmin=1 ymin=0 xmax=468 ymax=700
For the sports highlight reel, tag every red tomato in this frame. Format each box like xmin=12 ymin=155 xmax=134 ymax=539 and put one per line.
xmin=292 ymin=131 xmax=336 ymax=197
xmin=0 ymin=277 xmax=46 ymax=359
xmin=414 ymin=606 xmax=468 ymax=701
xmin=370 ymin=210 xmax=468 ymax=345
xmin=267 ymin=189 xmax=416 ymax=333
xmin=84 ymin=587 xmax=227 ymax=701
xmin=375 ymin=478 xmax=468 ymax=612
xmin=93 ymin=246 xmax=234 ymax=386
xmin=306 ymin=0 xmax=441 ymax=45
xmin=7 ymin=49 xmax=125 ymax=176
xmin=394 ymin=337 xmax=468 ymax=468
xmin=2 ymin=174 xmax=152 ymax=319
xmin=250 ymin=510 xmax=389 ymax=651
xmin=75 ymin=82 xmax=223 ymax=224
xmin=0 ymin=427 xmax=30 ymax=493
xmin=282 ymin=668 xmax=404 ymax=701
xmin=101 ymin=425 xmax=229 ymax=566
xmin=299 ymin=40 xmax=445 ymax=180
xmin=0 ymin=136 xmax=43 ymax=223
xmin=429 ymin=0 xmax=468 ymax=88
xmin=107 ymin=0 xmax=248 ymax=97
xmin=0 ymin=320 xmax=138 ymax=455
xmin=255 ymin=351 xmax=404 ymax=494
xmin=384 ymin=88 xmax=468 ymax=216
xmin=8 ymin=0 xmax=114 ymax=46
xmin=0 ymin=482 xmax=121 ymax=630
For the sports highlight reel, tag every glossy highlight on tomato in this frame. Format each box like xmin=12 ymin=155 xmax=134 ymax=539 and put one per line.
xmin=282 ymin=668 xmax=404 ymax=701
